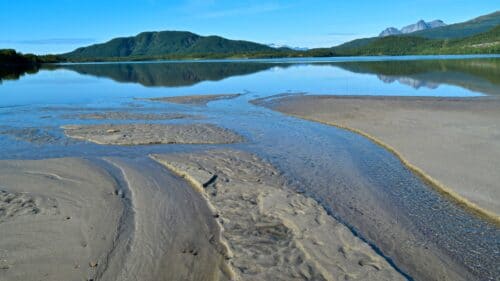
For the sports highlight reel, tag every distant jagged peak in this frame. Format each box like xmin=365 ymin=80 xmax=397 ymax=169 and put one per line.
xmin=379 ymin=19 xmax=447 ymax=37
xmin=267 ymin=43 xmax=309 ymax=51
xmin=379 ymin=27 xmax=402 ymax=37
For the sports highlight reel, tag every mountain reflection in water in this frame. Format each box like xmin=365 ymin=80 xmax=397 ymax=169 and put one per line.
xmin=2 ymin=57 xmax=499 ymax=95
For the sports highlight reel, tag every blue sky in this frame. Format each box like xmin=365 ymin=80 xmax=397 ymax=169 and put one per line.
xmin=0 ymin=0 xmax=498 ymax=54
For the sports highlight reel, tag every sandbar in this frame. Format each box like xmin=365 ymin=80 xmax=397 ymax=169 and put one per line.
xmin=62 ymin=123 xmax=244 ymax=145
xmin=254 ymin=95 xmax=500 ymax=220
xmin=152 ymin=149 xmax=405 ymax=281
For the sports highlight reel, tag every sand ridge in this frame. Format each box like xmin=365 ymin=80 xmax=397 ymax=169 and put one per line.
xmin=152 ymin=149 xmax=405 ymax=281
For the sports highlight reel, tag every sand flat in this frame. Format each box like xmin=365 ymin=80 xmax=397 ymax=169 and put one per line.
xmin=102 ymin=157 xmax=233 ymax=281
xmin=62 ymin=123 xmax=244 ymax=145
xmin=146 ymin=94 xmax=241 ymax=105
xmin=0 ymin=157 xmax=235 ymax=281
xmin=0 ymin=158 xmax=124 ymax=281
xmin=152 ymin=149 xmax=405 ymax=281
xmin=255 ymin=95 xmax=500 ymax=219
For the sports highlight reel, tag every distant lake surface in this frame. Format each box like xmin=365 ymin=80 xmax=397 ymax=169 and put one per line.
xmin=1 ymin=55 xmax=499 ymax=281
xmin=1 ymin=55 xmax=499 ymax=107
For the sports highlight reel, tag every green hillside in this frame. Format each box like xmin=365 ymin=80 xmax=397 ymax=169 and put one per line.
xmin=335 ymin=11 xmax=500 ymax=50
xmin=62 ymin=31 xmax=284 ymax=61
xmin=410 ymin=11 xmax=500 ymax=39
xmin=329 ymin=24 xmax=500 ymax=56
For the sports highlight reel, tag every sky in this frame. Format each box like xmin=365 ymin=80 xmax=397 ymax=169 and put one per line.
xmin=0 ymin=0 xmax=498 ymax=54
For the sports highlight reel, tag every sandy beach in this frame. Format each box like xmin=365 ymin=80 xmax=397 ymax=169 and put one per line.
xmin=254 ymin=95 xmax=500 ymax=221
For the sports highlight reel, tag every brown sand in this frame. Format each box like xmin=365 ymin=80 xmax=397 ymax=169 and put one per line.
xmin=254 ymin=95 xmax=500 ymax=220
xmin=62 ymin=123 xmax=244 ymax=145
xmin=0 ymin=157 xmax=234 ymax=281
xmin=152 ymin=149 xmax=405 ymax=281
xmin=0 ymin=158 xmax=124 ymax=281
xmin=146 ymin=94 xmax=241 ymax=105
xmin=101 ymin=158 xmax=233 ymax=281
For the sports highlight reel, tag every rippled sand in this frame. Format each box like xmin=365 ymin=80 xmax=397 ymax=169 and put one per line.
xmin=152 ymin=149 xmax=405 ymax=281
xmin=0 ymin=151 xmax=404 ymax=281
xmin=62 ymin=123 xmax=244 ymax=145
xmin=254 ymin=95 xmax=500 ymax=221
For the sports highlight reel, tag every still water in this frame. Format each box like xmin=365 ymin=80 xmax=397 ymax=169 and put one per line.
xmin=1 ymin=56 xmax=499 ymax=281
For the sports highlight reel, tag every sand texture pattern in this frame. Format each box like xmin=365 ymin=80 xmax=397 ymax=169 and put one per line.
xmin=62 ymin=123 xmax=244 ymax=145
xmin=0 ymin=157 xmax=235 ymax=281
xmin=152 ymin=149 xmax=405 ymax=281
xmin=0 ymin=158 xmax=124 ymax=281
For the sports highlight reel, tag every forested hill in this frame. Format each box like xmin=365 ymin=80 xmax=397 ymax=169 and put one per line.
xmin=61 ymin=31 xmax=285 ymax=61
xmin=328 ymin=24 xmax=500 ymax=56
xmin=335 ymin=10 xmax=500 ymax=51
xmin=410 ymin=10 xmax=500 ymax=39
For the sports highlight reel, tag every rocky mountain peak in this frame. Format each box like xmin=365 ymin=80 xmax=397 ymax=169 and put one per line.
xmin=379 ymin=19 xmax=447 ymax=37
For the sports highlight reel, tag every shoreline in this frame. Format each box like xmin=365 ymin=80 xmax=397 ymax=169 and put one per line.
xmin=253 ymin=95 xmax=500 ymax=225
xmin=287 ymin=113 xmax=500 ymax=225
xmin=47 ymin=54 xmax=500 ymax=65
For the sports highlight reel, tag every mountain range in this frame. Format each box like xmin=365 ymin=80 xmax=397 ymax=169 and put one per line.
xmin=333 ymin=11 xmax=500 ymax=51
xmin=2 ymin=11 xmax=499 ymax=63
xmin=379 ymin=20 xmax=447 ymax=37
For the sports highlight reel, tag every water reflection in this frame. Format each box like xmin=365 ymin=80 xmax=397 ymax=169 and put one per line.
xmin=0 ymin=65 xmax=39 ymax=83
xmin=51 ymin=62 xmax=283 ymax=87
xmin=2 ymin=57 xmax=499 ymax=96
xmin=331 ymin=59 xmax=500 ymax=95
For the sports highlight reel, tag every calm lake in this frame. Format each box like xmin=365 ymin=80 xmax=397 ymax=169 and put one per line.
xmin=1 ymin=55 xmax=499 ymax=281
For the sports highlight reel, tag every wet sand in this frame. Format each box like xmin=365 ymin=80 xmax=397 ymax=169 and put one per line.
xmin=0 ymin=157 xmax=234 ymax=281
xmin=0 ymin=158 xmax=124 ymax=281
xmin=146 ymin=94 xmax=241 ymax=105
xmin=0 ymin=151 xmax=404 ymax=281
xmin=254 ymin=95 xmax=500 ymax=221
xmin=62 ymin=123 xmax=244 ymax=145
xmin=152 ymin=149 xmax=405 ymax=281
